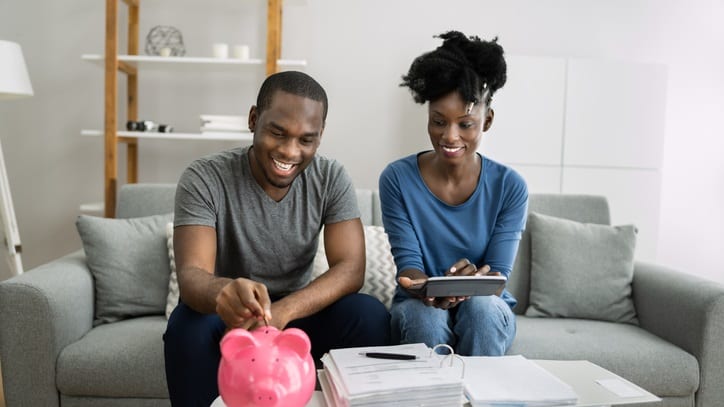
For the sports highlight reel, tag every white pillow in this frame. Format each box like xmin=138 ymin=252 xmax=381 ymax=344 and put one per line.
xmin=166 ymin=222 xmax=179 ymax=319
xmin=312 ymin=225 xmax=397 ymax=309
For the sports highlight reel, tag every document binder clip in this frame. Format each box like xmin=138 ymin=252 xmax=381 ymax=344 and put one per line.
xmin=430 ymin=344 xmax=465 ymax=379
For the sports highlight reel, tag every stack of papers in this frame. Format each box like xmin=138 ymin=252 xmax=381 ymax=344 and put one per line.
xmin=461 ymin=355 xmax=578 ymax=407
xmin=320 ymin=344 xmax=579 ymax=407
xmin=319 ymin=343 xmax=464 ymax=407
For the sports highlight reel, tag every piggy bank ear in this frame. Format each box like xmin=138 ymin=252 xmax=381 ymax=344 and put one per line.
xmin=274 ymin=328 xmax=311 ymax=358
xmin=220 ymin=329 xmax=259 ymax=360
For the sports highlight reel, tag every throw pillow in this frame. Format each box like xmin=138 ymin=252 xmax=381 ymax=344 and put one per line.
xmin=76 ymin=213 xmax=173 ymax=326
xmin=166 ymin=222 xmax=179 ymax=319
xmin=524 ymin=212 xmax=638 ymax=324
xmin=312 ymin=225 xmax=397 ymax=309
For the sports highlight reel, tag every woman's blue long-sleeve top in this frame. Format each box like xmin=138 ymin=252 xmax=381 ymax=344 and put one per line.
xmin=379 ymin=152 xmax=529 ymax=308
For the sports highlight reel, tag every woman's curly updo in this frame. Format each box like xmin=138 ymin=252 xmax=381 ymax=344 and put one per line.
xmin=401 ymin=31 xmax=507 ymax=106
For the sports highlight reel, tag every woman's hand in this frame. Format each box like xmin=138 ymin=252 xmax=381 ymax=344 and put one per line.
xmin=216 ymin=278 xmax=272 ymax=330
xmin=426 ymin=258 xmax=490 ymax=309
xmin=447 ymin=260 xmax=504 ymax=296
xmin=483 ymin=269 xmax=506 ymax=296
xmin=446 ymin=258 xmax=489 ymax=277
xmin=398 ymin=260 xmax=493 ymax=310
xmin=397 ymin=269 xmax=429 ymax=298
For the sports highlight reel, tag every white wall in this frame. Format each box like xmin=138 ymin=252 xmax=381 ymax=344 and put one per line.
xmin=0 ymin=0 xmax=722 ymax=284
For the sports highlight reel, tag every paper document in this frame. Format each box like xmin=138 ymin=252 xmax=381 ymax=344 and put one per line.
xmin=460 ymin=355 xmax=578 ymax=407
xmin=321 ymin=343 xmax=463 ymax=406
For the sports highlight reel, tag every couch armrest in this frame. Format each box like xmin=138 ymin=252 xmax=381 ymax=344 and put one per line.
xmin=0 ymin=251 xmax=94 ymax=407
xmin=632 ymin=261 xmax=724 ymax=407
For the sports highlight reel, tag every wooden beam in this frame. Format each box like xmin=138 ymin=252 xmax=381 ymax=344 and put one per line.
xmin=104 ymin=0 xmax=118 ymax=218
xmin=126 ymin=141 xmax=138 ymax=183
xmin=127 ymin=2 xmax=139 ymax=184
xmin=266 ymin=0 xmax=282 ymax=76
xmin=121 ymin=0 xmax=139 ymax=7
xmin=117 ymin=61 xmax=136 ymax=75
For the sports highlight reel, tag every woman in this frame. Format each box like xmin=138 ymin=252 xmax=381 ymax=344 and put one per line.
xmin=379 ymin=31 xmax=528 ymax=356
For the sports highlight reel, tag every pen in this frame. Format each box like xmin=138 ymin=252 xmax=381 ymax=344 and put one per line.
xmin=359 ymin=352 xmax=418 ymax=360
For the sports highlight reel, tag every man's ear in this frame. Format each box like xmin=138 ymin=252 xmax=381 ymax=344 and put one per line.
xmin=248 ymin=105 xmax=258 ymax=132
xmin=483 ymin=108 xmax=494 ymax=132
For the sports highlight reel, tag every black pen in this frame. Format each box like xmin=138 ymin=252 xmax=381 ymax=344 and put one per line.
xmin=359 ymin=352 xmax=418 ymax=360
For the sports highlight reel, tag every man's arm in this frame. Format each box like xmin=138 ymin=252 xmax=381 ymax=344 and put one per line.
xmin=175 ymin=225 xmax=271 ymax=327
xmin=268 ymin=218 xmax=365 ymax=329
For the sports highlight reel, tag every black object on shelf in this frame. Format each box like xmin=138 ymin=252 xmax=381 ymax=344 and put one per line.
xmin=126 ymin=120 xmax=173 ymax=133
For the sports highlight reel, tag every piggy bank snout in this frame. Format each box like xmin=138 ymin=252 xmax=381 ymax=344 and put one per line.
xmin=250 ymin=381 xmax=282 ymax=407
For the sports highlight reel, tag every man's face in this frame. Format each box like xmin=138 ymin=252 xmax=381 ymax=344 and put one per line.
xmin=248 ymin=90 xmax=325 ymax=199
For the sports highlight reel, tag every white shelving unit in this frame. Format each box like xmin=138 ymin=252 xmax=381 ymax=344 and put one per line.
xmin=80 ymin=129 xmax=253 ymax=142
xmin=81 ymin=54 xmax=306 ymax=70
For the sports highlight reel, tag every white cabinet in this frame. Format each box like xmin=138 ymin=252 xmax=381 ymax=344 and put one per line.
xmin=479 ymin=55 xmax=668 ymax=262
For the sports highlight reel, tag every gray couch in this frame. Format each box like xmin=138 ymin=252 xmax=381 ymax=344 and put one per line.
xmin=1 ymin=183 xmax=722 ymax=406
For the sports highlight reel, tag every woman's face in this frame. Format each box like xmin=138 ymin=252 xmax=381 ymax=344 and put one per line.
xmin=427 ymin=91 xmax=493 ymax=162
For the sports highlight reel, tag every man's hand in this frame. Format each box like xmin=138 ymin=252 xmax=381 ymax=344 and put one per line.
xmin=216 ymin=278 xmax=272 ymax=330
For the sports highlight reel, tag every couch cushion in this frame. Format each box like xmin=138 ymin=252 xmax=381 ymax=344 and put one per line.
xmin=508 ymin=316 xmax=699 ymax=398
xmin=313 ymin=225 xmax=396 ymax=309
xmin=76 ymin=213 xmax=174 ymax=326
xmin=57 ymin=316 xmax=169 ymax=398
xmin=116 ymin=183 xmax=177 ymax=219
xmin=524 ymin=212 xmax=638 ymax=324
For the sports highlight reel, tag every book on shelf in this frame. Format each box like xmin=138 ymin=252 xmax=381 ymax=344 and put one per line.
xmin=318 ymin=343 xmax=578 ymax=407
xmin=200 ymin=114 xmax=246 ymax=123
xmin=200 ymin=124 xmax=245 ymax=132
xmin=200 ymin=114 xmax=247 ymax=134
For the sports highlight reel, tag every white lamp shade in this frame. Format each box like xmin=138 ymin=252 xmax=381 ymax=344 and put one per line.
xmin=0 ymin=40 xmax=33 ymax=99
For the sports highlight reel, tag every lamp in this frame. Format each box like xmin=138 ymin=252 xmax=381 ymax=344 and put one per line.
xmin=0 ymin=40 xmax=33 ymax=275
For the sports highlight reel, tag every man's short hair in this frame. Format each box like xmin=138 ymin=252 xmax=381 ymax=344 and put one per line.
xmin=256 ymin=71 xmax=329 ymax=122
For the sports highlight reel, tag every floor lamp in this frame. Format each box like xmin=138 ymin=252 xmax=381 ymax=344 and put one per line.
xmin=0 ymin=40 xmax=33 ymax=275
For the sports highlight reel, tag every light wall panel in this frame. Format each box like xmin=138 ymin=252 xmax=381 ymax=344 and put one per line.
xmin=508 ymin=164 xmax=562 ymax=194
xmin=563 ymin=58 xmax=667 ymax=169
xmin=480 ymin=56 xmax=566 ymax=166
xmin=562 ymin=167 xmax=662 ymax=262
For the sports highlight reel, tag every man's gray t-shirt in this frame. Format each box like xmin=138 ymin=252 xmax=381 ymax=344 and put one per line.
xmin=174 ymin=146 xmax=360 ymax=297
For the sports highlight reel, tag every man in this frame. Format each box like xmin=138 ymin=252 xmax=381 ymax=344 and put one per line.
xmin=164 ymin=71 xmax=390 ymax=406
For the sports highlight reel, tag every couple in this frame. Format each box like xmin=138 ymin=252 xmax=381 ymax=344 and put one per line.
xmin=164 ymin=31 xmax=528 ymax=406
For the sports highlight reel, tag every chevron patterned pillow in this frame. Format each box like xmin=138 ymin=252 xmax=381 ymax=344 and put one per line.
xmin=312 ymin=225 xmax=397 ymax=309
xmin=166 ymin=222 xmax=179 ymax=319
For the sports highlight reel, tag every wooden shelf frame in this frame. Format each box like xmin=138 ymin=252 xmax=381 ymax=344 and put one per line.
xmin=102 ymin=0 xmax=285 ymax=217
xmin=82 ymin=54 xmax=306 ymax=69
xmin=82 ymin=129 xmax=253 ymax=142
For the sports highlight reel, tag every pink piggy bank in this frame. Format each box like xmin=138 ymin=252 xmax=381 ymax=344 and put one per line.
xmin=218 ymin=326 xmax=315 ymax=407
